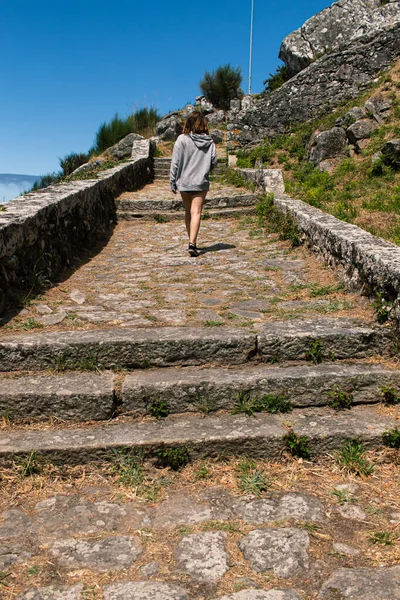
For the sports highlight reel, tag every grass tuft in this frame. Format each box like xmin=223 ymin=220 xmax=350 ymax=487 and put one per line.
xmin=336 ymin=439 xmax=374 ymax=477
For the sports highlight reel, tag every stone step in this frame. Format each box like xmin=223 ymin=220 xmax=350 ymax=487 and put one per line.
xmin=0 ymin=319 xmax=389 ymax=372
xmin=115 ymin=193 xmax=258 ymax=212
xmin=0 ymin=405 xmax=396 ymax=465
xmin=117 ymin=207 xmax=256 ymax=222
xmin=0 ymin=372 xmax=116 ymax=421
xmin=121 ymin=362 xmax=400 ymax=415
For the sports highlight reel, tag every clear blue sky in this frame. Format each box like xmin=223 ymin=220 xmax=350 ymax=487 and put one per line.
xmin=0 ymin=0 xmax=332 ymax=176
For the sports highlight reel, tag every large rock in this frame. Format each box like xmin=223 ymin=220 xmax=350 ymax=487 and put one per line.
xmin=308 ymin=127 xmax=348 ymax=166
xmin=103 ymin=133 xmax=144 ymax=160
xmin=319 ymin=566 xmax=400 ymax=599
xmin=382 ymin=139 xmax=400 ymax=169
xmin=217 ymin=591 xmax=302 ymax=600
xmin=228 ymin=22 xmax=400 ymax=147
xmin=346 ymin=119 xmax=379 ymax=148
xmin=156 ymin=112 xmax=183 ymax=141
xmin=279 ymin=0 xmax=400 ymax=76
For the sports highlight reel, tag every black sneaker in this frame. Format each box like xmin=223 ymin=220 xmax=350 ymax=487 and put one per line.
xmin=188 ymin=243 xmax=200 ymax=257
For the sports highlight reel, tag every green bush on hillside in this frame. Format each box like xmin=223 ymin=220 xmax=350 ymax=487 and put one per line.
xmin=263 ymin=65 xmax=291 ymax=93
xmin=93 ymin=107 xmax=160 ymax=154
xmin=199 ymin=64 xmax=243 ymax=111
xmin=59 ymin=152 xmax=91 ymax=176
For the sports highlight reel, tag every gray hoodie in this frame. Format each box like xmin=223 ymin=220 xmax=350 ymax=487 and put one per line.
xmin=170 ymin=133 xmax=217 ymax=192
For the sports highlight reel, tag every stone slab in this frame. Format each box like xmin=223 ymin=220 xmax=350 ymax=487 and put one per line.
xmin=217 ymin=591 xmax=302 ymax=600
xmin=239 ymin=527 xmax=309 ymax=578
xmin=255 ymin=317 xmax=389 ymax=361
xmin=115 ymin=193 xmax=258 ymax=211
xmin=50 ymin=535 xmax=142 ymax=572
xmin=0 ymin=405 xmax=396 ymax=464
xmin=103 ymin=581 xmax=188 ymax=600
xmin=122 ymin=362 xmax=399 ymax=415
xmin=0 ymin=372 xmax=116 ymax=421
xmin=175 ymin=531 xmax=229 ymax=582
xmin=16 ymin=585 xmax=84 ymax=600
xmin=319 ymin=566 xmax=400 ymax=599
xmin=117 ymin=207 xmax=255 ymax=221
xmin=0 ymin=327 xmax=256 ymax=371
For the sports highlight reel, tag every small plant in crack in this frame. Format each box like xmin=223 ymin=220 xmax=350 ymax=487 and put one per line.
xmin=155 ymin=445 xmax=190 ymax=470
xmin=369 ymin=531 xmax=395 ymax=545
xmin=194 ymin=392 xmax=216 ymax=416
xmin=332 ymin=489 xmax=357 ymax=505
xmin=17 ymin=451 xmax=43 ymax=477
xmin=380 ymin=384 xmax=400 ymax=405
xmin=372 ymin=291 xmax=393 ymax=324
xmin=382 ymin=428 xmax=400 ymax=448
xmin=261 ymin=392 xmax=293 ymax=414
xmin=283 ymin=431 xmax=311 ymax=459
xmin=327 ymin=385 xmax=353 ymax=410
xmin=147 ymin=398 xmax=170 ymax=419
xmin=231 ymin=391 xmax=258 ymax=416
xmin=306 ymin=339 xmax=323 ymax=364
xmin=109 ymin=448 xmax=145 ymax=487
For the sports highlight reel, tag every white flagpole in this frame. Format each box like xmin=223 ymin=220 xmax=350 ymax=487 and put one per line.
xmin=248 ymin=0 xmax=254 ymax=94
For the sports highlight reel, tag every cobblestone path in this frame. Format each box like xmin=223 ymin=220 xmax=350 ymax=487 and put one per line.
xmin=3 ymin=185 xmax=373 ymax=333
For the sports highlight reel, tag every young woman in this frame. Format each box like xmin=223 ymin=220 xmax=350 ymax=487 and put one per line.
xmin=170 ymin=112 xmax=217 ymax=256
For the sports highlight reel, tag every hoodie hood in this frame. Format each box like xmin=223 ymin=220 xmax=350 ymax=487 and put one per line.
xmin=189 ymin=133 xmax=214 ymax=150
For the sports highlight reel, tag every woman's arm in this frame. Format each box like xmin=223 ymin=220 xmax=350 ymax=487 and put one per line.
xmin=170 ymin=136 xmax=183 ymax=192
xmin=210 ymin=142 xmax=217 ymax=170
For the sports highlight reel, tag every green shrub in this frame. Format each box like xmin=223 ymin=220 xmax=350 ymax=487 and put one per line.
xmin=199 ymin=64 xmax=243 ymax=111
xmin=59 ymin=152 xmax=91 ymax=176
xmin=148 ymin=399 xmax=170 ymax=419
xmin=380 ymin=385 xmax=400 ymax=405
xmin=93 ymin=107 xmax=160 ymax=154
xmin=263 ymin=65 xmax=291 ymax=93
xmin=30 ymin=172 xmax=63 ymax=191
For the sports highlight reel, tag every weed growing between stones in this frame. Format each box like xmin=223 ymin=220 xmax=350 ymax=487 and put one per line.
xmin=19 ymin=318 xmax=44 ymax=331
xmin=332 ymin=489 xmax=357 ymax=505
xmin=17 ymin=451 xmax=42 ymax=477
xmin=381 ymin=384 xmax=400 ymax=404
xmin=336 ymin=439 xmax=374 ymax=477
xmin=26 ymin=565 xmax=41 ymax=577
xmin=297 ymin=521 xmax=321 ymax=533
xmin=147 ymin=399 xmax=170 ymax=420
xmin=236 ymin=456 xmax=270 ymax=496
xmin=306 ymin=339 xmax=323 ymax=364
xmin=283 ymin=431 xmax=311 ymax=459
xmin=195 ymin=462 xmax=212 ymax=480
xmin=373 ymin=292 xmax=393 ymax=323
xmin=0 ymin=572 xmax=10 ymax=587
xmin=154 ymin=214 xmax=169 ymax=223
xmin=327 ymin=385 xmax=353 ymax=410
xmin=109 ymin=448 xmax=144 ymax=488
xmin=369 ymin=531 xmax=395 ymax=545
xmin=194 ymin=394 xmax=216 ymax=416
xmin=310 ymin=283 xmax=344 ymax=297
xmin=155 ymin=445 xmax=190 ymax=471
xmin=202 ymin=521 xmax=243 ymax=533
xmin=382 ymin=428 xmax=400 ymax=448
xmin=255 ymin=194 xmax=302 ymax=247
xmin=204 ymin=320 xmax=224 ymax=327
xmin=232 ymin=390 xmax=293 ymax=416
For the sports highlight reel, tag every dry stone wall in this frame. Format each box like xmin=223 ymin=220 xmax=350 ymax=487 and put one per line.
xmin=228 ymin=22 xmax=400 ymax=148
xmin=274 ymin=195 xmax=400 ymax=326
xmin=0 ymin=142 xmax=153 ymax=315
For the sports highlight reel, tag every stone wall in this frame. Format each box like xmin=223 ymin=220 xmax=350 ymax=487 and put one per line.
xmin=228 ymin=22 xmax=400 ymax=148
xmin=0 ymin=142 xmax=153 ymax=315
xmin=274 ymin=195 xmax=400 ymax=326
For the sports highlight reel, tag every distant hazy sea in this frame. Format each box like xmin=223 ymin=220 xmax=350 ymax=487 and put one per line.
xmin=0 ymin=174 xmax=40 ymax=203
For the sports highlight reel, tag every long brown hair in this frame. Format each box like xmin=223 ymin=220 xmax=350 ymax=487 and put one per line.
xmin=183 ymin=112 xmax=209 ymax=135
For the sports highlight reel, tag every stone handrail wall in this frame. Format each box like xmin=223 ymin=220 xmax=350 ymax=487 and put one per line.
xmin=274 ymin=195 xmax=400 ymax=325
xmin=0 ymin=141 xmax=153 ymax=315
xmin=228 ymin=22 xmax=400 ymax=147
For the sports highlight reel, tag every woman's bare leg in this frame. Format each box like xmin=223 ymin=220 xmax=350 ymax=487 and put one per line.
xmin=181 ymin=191 xmax=207 ymax=245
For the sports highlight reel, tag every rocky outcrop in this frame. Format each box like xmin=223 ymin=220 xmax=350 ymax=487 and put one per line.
xmin=155 ymin=99 xmax=226 ymax=142
xmin=227 ymin=22 xmax=400 ymax=148
xmin=71 ymin=134 xmax=145 ymax=176
xmin=279 ymin=0 xmax=400 ymax=77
